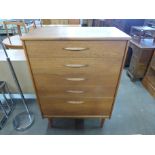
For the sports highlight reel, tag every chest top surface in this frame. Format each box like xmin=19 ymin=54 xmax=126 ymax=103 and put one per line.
xmin=21 ymin=27 xmax=131 ymax=41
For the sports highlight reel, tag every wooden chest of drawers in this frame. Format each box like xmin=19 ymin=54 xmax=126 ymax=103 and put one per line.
xmin=142 ymin=51 xmax=155 ymax=97
xmin=21 ymin=27 xmax=130 ymax=127
xmin=127 ymin=39 xmax=155 ymax=81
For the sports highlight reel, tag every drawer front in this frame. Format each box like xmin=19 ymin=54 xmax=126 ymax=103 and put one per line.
xmin=129 ymin=42 xmax=141 ymax=57
xmin=39 ymin=97 xmax=113 ymax=116
xmin=24 ymin=40 xmax=126 ymax=118
xmin=151 ymin=54 xmax=155 ymax=67
xmin=130 ymin=54 xmax=139 ymax=65
xmin=25 ymin=40 xmax=126 ymax=58
xmin=128 ymin=55 xmax=138 ymax=73
xmin=36 ymin=85 xmax=116 ymax=98
xmin=139 ymin=50 xmax=154 ymax=64
xmin=132 ymin=45 xmax=141 ymax=57
xmin=29 ymin=58 xmax=123 ymax=76
xmin=33 ymin=73 xmax=119 ymax=87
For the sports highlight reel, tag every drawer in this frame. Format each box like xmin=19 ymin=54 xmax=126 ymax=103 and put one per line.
xmin=132 ymin=46 xmax=141 ymax=57
xmin=33 ymin=73 xmax=119 ymax=87
xmin=30 ymin=58 xmax=123 ymax=76
xmin=151 ymin=56 xmax=155 ymax=67
xmin=129 ymin=42 xmax=141 ymax=57
xmin=39 ymin=97 xmax=113 ymax=116
xmin=36 ymin=85 xmax=116 ymax=98
xmin=139 ymin=50 xmax=154 ymax=64
xmin=128 ymin=55 xmax=138 ymax=73
xmin=151 ymin=53 xmax=155 ymax=64
xmin=25 ymin=40 xmax=126 ymax=58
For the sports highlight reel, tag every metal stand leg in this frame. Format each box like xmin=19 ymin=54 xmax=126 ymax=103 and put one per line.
xmin=0 ymin=101 xmax=8 ymax=118
xmin=4 ymin=82 xmax=14 ymax=107
xmin=1 ymin=42 xmax=35 ymax=131
xmin=0 ymin=81 xmax=15 ymax=129
xmin=2 ymin=90 xmax=12 ymax=111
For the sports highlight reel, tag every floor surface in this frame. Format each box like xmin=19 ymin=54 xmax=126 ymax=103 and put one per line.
xmin=0 ymin=70 xmax=155 ymax=135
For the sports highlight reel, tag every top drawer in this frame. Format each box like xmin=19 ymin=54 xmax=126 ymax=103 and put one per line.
xmin=24 ymin=40 xmax=126 ymax=58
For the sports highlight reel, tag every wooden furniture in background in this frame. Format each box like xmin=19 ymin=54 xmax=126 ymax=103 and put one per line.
xmin=21 ymin=27 xmax=130 ymax=128
xmin=101 ymin=19 xmax=145 ymax=67
xmin=41 ymin=19 xmax=80 ymax=25
xmin=2 ymin=35 xmax=23 ymax=49
xmin=142 ymin=51 xmax=155 ymax=97
xmin=68 ymin=19 xmax=80 ymax=25
xmin=130 ymin=26 xmax=155 ymax=43
xmin=127 ymin=39 xmax=155 ymax=81
xmin=42 ymin=19 xmax=68 ymax=25
xmin=2 ymin=20 xmax=36 ymax=49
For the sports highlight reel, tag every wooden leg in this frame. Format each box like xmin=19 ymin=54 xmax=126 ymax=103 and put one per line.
xmin=75 ymin=119 xmax=84 ymax=129
xmin=100 ymin=118 xmax=105 ymax=128
xmin=48 ymin=118 xmax=53 ymax=128
xmin=126 ymin=70 xmax=136 ymax=82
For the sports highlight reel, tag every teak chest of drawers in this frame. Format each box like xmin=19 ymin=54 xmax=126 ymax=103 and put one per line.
xmin=142 ymin=51 xmax=155 ymax=97
xmin=21 ymin=27 xmax=130 ymax=127
xmin=127 ymin=39 xmax=155 ymax=81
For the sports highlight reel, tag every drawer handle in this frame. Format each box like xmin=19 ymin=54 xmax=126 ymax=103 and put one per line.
xmin=66 ymin=78 xmax=86 ymax=81
xmin=66 ymin=90 xmax=85 ymax=94
xmin=63 ymin=47 xmax=88 ymax=51
xmin=65 ymin=64 xmax=88 ymax=68
xmin=67 ymin=101 xmax=84 ymax=104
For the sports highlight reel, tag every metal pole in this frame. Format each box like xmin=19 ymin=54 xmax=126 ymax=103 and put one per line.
xmin=2 ymin=91 xmax=12 ymax=111
xmin=0 ymin=101 xmax=8 ymax=118
xmin=7 ymin=57 xmax=31 ymax=117
xmin=4 ymin=82 xmax=14 ymax=107
xmin=1 ymin=43 xmax=31 ymax=116
xmin=0 ymin=41 xmax=34 ymax=131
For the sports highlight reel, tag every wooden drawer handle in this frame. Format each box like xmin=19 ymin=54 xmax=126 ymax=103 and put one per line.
xmin=66 ymin=78 xmax=86 ymax=81
xmin=67 ymin=101 xmax=84 ymax=104
xmin=66 ymin=90 xmax=85 ymax=94
xmin=63 ymin=47 xmax=88 ymax=51
xmin=65 ymin=64 xmax=88 ymax=68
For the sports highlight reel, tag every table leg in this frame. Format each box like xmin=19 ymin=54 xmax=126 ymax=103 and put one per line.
xmin=100 ymin=118 xmax=105 ymax=128
xmin=48 ymin=118 xmax=53 ymax=128
xmin=75 ymin=119 xmax=84 ymax=129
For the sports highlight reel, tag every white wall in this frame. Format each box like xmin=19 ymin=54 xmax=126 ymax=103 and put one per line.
xmin=0 ymin=49 xmax=35 ymax=93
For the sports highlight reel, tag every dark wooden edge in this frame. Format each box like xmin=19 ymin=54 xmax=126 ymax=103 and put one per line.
xmin=109 ymin=41 xmax=129 ymax=118
xmin=2 ymin=40 xmax=23 ymax=49
xmin=142 ymin=77 xmax=155 ymax=97
xmin=43 ymin=115 xmax=110 ymax=118
xmin=22 ymin=40 xmax=44 ymax=118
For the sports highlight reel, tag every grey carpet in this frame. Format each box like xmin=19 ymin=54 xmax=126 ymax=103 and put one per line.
xmin=0 ymin=70 xmax=155 ymax=135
